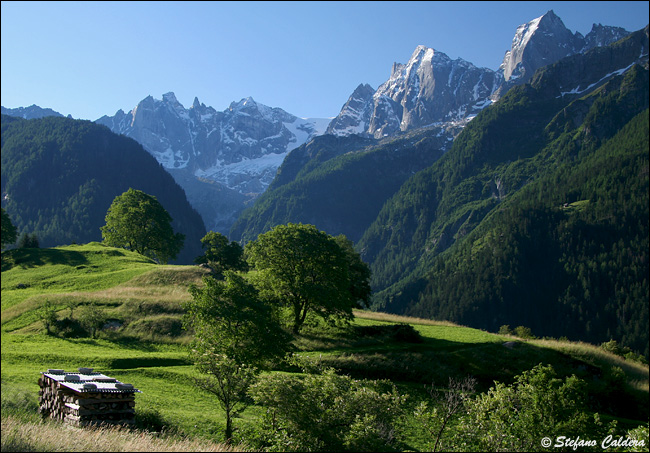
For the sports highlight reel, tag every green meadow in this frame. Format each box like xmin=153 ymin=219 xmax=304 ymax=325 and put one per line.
xmin=2 ymin=243 xmax=648 ymax=451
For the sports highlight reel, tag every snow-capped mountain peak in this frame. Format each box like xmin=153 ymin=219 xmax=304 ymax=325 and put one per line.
xmin=98 ymin=93 xmax=328 ymax=184
xmin=498 ymin=10 xmax=630 ymax=84
xmin=326 ymin=10 xmax=634 ymax=139
xmin=327 ymin=43 xmax=501 ymax=138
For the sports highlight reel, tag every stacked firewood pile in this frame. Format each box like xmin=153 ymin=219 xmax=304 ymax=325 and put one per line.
xmin=38 ymin=368 xmax=139 ymax=426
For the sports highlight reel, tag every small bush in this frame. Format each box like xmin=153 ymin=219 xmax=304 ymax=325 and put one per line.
xmin=498 ymin=325 xmax=513 ymax=335
xmin=624 ymin=351 xmax=648 ymax=365
xmin=513 ymin=325 xmax=535 ymax=339
xmin=601 ymin=339 xmax=647 ymax=364
xmin=249 ymin=367 xmax=407 ymax=452
xmin=54 ymin=317 xmax=87 ymax=338
xmin=78 ymin=302 xmax=107 ymax=338
xmin=38 ymin=300 xmax=58 ymax=335
xmin=122 ymin=316 xmax=185 ymax=339
xmin=392 ymin=323 xmax=424 ymax=343
xmin=17 ymin=233 xmax=39 ymax=249
xmin=601 ymin=339 xmax=624 ymax=356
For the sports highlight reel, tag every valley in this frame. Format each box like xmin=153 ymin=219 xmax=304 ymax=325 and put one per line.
xmin=1 ymin=7 xmax=649 ymax=451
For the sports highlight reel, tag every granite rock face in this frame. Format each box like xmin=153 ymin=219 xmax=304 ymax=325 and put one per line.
xmin=328 ymin=47 xmax=501 ymax=140
xmin=327 ymin=10 xmax=633 ymax=139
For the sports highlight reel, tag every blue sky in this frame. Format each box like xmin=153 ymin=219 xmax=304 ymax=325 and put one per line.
xmin=2 ymin=1 xmax=648 ymax=121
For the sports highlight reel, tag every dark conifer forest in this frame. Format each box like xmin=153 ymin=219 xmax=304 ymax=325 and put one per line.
xmin=0 ymin=115 xmax=206 ymax=264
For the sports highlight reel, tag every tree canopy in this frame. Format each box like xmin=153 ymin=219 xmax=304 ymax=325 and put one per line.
xmin=101 ymin=188 xmax=184 ymax=264
xmin=184 ymin=271 xmax=292 ymax=367
xmin=183 ymin=271 xmax=293 ymax=441
xmin=245 ymin=223 xmax=367 ymax=334
xmin=1 ymin=208 xmax=17 ymax=249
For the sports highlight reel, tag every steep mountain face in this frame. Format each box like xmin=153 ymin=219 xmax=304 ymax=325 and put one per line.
xmin=1 ymin=105 xmax=65 ymax=119
xmin=327 ymin=10 xmax=632 ymax=139
xmin=327 ymin=47 xmax=501 ymax=139
xmin=498 ymin=10 xmax=584 ymax=84
xmin=370 ymin=46 xmax=501 ymax=136
xmin=324 ymin=84 xmax=375 ymax=136
xmin=96 ymin=93 xmax=330 ymax=233
xmin=1 ymin=115 xmax=206 ymax=264
xmin=496 ymin=10 xmax=631 ymax=93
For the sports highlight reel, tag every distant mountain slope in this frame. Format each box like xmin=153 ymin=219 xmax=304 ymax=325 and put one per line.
xmin=230 ymin=121 xmax=467 ymax=244
xmin=1 ymin=115 xmax=206 ymax=264
xmin=358 ymin=26 xmax=649 ymax=355
xmin=1 ymin=105 xmax=65 ymax=119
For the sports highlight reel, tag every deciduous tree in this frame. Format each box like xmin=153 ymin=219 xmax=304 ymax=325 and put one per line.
xmin=183 ymin=271 xmax=292 ymax=441
xmin=245 ymin=223 xmax=362 ymax=334
xmin=101 ymin=188 xmax=184 ymax=264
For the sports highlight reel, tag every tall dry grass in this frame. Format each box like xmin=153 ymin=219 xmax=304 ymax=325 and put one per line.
xmin=1 ymin=415 xmax=247 ymax=452
xmin=353 ymin=309 xmax=461 ymax=327
xmin=530 ymin=338 xmax=649 ymax=391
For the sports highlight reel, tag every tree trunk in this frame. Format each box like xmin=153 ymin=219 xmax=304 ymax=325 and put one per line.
xmin=224 ymin=409 xmax=233 ymax=443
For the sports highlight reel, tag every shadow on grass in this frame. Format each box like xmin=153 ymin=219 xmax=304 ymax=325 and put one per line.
xmin=107 ymin=357 xmax=191 ymax=369
xmin=323 ymin=338 xmax=648 ymax=423
xmin=56 ymin=337 xmax=192 ymax=369
xmin=3 ymin=248 xmax=88 ymax=270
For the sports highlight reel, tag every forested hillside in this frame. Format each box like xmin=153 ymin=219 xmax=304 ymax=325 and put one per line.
xmin=360 ymin=50 xmax=649 ymax=356
xmin=0 ymin=115 xmax=206 ymax=264
xmin=230 ymin=125 xmax=461 ymax=243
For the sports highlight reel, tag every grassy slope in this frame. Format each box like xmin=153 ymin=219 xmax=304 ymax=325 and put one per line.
xmin=1 ymin=243 xmax=648 ymax=449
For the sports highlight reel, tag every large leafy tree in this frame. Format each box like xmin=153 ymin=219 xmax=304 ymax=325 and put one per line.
xmin=245 ymin=223 xmax=364 ymax=334
xmin=101 ymin=188 xmax=184 ymax=264
xmin=1 ymin=207 xmax=18 ymax=249
xmin=183 ymin=271 xmax=292 ymax=441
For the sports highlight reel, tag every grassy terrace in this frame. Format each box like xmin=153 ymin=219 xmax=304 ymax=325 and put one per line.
xmin=2 ymin=243 xmax=648 ymax=450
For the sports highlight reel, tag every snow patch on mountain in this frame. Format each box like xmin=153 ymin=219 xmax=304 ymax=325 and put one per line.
xmin=97 ymin=93 xmax=330 ymax=195
xmin=557 ymin=61 xmax=637 ymax=97
xmin=95 ymin=93 xmax=332 ymax=232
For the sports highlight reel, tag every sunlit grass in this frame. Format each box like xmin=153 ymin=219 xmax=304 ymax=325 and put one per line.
xmin=353 ymin=309 xmax=461 ymax=327
xmin=2 ymin=243 xmax=648 ymax=450
xmin=531 ymin=338 xmax=649 ymax=391
xmin=2 ymin=245 xmax=210 ymax=335
xmin=1 ymin=243 xmax=158 ymax=314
